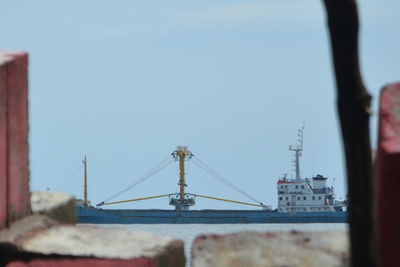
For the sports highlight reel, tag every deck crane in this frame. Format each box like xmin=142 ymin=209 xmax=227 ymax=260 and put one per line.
xmin=96 ymin=146 xmax=270 ymax=211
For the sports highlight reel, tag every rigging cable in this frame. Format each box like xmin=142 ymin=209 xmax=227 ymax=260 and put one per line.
xmin=98 ymin=155 xmax=174 ymax=205
xmin=51 ymin=164 xmax=83 ymax=192
xmin=191 ymin=156 xmax=264 ymax=206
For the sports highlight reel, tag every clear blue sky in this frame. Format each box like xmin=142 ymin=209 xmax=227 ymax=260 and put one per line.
xmin=1 ymin=0 xmax=399 ymax=209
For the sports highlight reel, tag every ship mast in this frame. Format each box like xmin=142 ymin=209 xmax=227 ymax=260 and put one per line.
xmin=178 ymin=148 xmax=188 ymax=202
xmin=171 ymin=146 xmax=194 ymax=211
xmin=289 ymin=127 xmax=304 ymax=182
xmin=83 ymin=156 xmax=88 ymax=207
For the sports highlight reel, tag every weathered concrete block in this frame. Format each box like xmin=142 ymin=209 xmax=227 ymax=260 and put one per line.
xmin=0 ymin=215 xmax=57 ymax=264
xmin=30 ymin=191 xmax=76 ymax=224
xmin=20 ymin=225 xmax=185 ymax=265
xmin=192 ymin=231 xmax=349 ymax=267
xmin=375 ymin=82 xmax=400 ymax=267
xmin=0 ymin=50 xmax=30 ymax=229
xmin=0 ymin=215 xmax=185 ymax=267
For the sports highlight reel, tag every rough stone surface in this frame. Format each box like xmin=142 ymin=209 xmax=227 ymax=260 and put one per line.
xmin=22 ymin=225 xmax=183 ymax=261
xmin=192 ymin=231 xmax=349 ymax=267
xmin=0 ymin=215 xmax=185 ymax=267
xmin=0 ymin=215 xmax=58 ymax=265
xmin=30 ymin=191 xmax=76 ymax=224
xmin=0 ymin=215 xmax=57 ymax=244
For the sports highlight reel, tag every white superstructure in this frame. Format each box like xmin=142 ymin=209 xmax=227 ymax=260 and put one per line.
xmin=277 ymin=128 xmax=346 ymax=213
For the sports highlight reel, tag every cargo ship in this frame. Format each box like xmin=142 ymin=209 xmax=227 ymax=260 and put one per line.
xmin=76 ymin=128 xmax=347 ymax=224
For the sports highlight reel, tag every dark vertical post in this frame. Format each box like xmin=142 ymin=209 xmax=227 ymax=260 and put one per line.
xmin=322 ymin=1 xmax=376 ymax=267
xmin=375 ymin=83 xmax=400 ymax=267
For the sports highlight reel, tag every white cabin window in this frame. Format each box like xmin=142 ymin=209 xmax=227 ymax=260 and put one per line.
xmin=295 ymin=185 xmax=298 ymax=189
xmin=297 ymin=196 xmax=300 ymax=200
xmin=279 ymin=197 xmax=282 ymax=200
xmin=303 ymin=196 xmax=306 ymax=200
xmin=301 ymin=185 xmax=304 ymax=189
xmin=285 ymin=197 xmax=289 ymax=200
xmin=318 ymin=196 xmax=321 ymax=200
xmin=312 ymin=196 xmax=315 ymax=200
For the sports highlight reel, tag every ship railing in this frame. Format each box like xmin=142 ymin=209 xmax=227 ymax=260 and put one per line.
xmin=334 ymin=200 xmax=347 ymax=206
xmin=277 ymin=179 xmax=298 ymax=183
xmin=279 ymin=204 xmax=340 ymax=209
xmin=278 ymin=191 xmax=312 ymax=195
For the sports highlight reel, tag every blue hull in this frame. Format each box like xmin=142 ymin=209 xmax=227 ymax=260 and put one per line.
xmin=76 ymin=206 xmax=347 ymax=224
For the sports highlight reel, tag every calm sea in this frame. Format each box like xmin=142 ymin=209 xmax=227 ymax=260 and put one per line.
xmin=99 ymin=223 xmax=348 ymax=265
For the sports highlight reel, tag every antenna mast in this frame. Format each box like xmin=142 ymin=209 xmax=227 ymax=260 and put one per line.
xmin=289 ymin=127 xmax=304 ymax=182
xmin=83 ymin=156 xmax=88 ymax=207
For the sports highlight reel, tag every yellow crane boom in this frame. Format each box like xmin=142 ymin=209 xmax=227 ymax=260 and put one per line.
xmin=194 ymin=194 xmax=266 ymax=208
xmin=100 ymin=194 xmax=172 ymax=206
